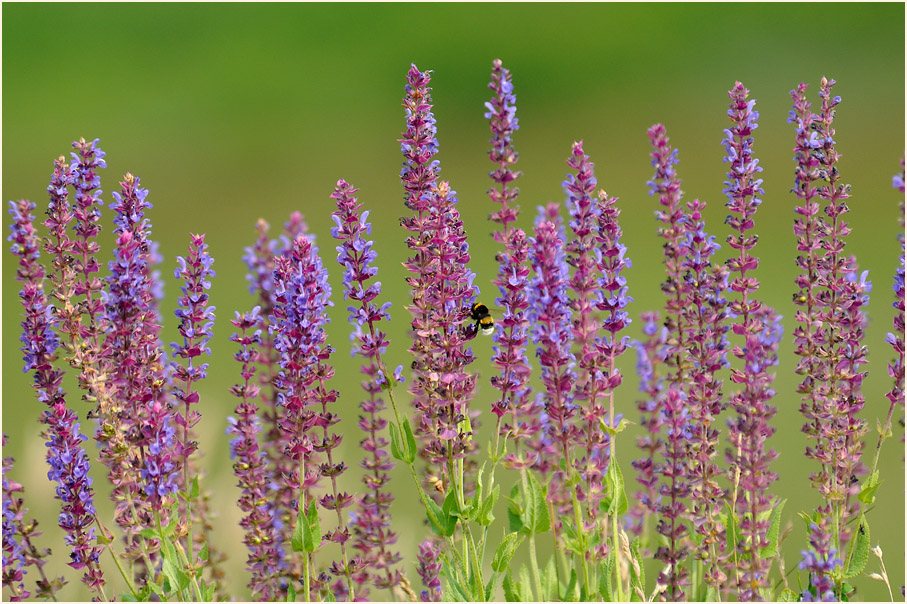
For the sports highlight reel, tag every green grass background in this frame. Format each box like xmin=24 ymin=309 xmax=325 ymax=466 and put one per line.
xmin=2 ymin=3 xmax=904 ymax=601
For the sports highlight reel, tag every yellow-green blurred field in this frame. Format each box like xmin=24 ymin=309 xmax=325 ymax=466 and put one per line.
xmin=2 ymin=3 xmax=904 ymax=601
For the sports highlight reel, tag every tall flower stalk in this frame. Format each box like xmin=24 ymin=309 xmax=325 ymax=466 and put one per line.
xmin=8 ymin=199 xmax=106 ymax=598
xmin=228 ymin=308 xmax=280 ymax=600
xmin=723 ymin=81 xmax=780 ymax=602
xmin=331 ymin=179 xmax=401 ymax=597
xmin=646 ymin=124 xmax=691 ymax=599
xmin=170 ymin=233 xmax=217 ymax=584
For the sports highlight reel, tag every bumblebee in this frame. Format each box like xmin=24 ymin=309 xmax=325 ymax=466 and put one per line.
xmin=470 ymin=302 xmax=495 ymax=336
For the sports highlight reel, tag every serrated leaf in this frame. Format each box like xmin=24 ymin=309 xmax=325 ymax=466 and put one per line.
xmin=162 ymin=557 xmax=189 ymax=593
xmin=139 ymin=527 xmax=158 ymax=539
xmin=304 ymin=500 xmax=321 ymax=553
xmin=503 ymin=573 xmax=519 ymax=602
xmin=605 ymin=460 xmax=629 ymax=516
xmin=286 ymin=583 xmax=296 ymax=602
xmin=506 ymin=483 xmax=524 ymax=534
xmin=564 ymin=569 xmax=578 ymax=602
xmin=523 ymin=473 xmax=550 ymax=535
xmin=442 ymin=560 xmax=470 ymax=602
xmin=492 ymin=532 xmax=522 ymax=572
xmin=426 ymin=496 xmax=456 ymax=537
xmin=478 ymin=484 xmax=500 ymax=526
xmin=291 ymin=503 xmax=305 ymax=552
xmin=542 ymin=556 xmax=558 ymax=600
xmin=759 ymin=498 xmax=786 ymax=558
xmin=190 ymin=475 xmax=200 ymax=499
xmin=519 ymin=565 xmax=533 ymax=601
xmin=599 ymin=551 xmax=614 ymax=601
xmin=630 ymin=536 xmax=645 ymax=595
xmin=199 ymin=540 xmax=209 ymax=563
xmin=844 ymin=518 xmax=870 ymax=578
xmin=778 ymin=588 xmax=798 ymax=602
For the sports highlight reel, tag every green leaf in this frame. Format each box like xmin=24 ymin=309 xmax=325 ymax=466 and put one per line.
xmin=492 ymin=532 xmax=522 ymax=572
xmin=442 ymin=560 xmax=470 ymax=602
xmin=519 ymin=565 xmax=533 ymax=601
xmin=291 ymin=503 xmax=305 ymax=553
xmin=759 ymin=498 xmax=786 ymax=559
xmin=858 ymin=471 xmax=881 ymax=505
xmin=402 ymin=417 xmax=417 ymax=464
xmin=198 ymin=541 xmax=209 ymax=563
xmin=162 ymin=557 xmax=190 ymax=593
xmin=503 ymin=573 xmax=519 ymax=602
xmin=564 ymin=569 xmax=578 ymax=602
xmin=599 ymin=550 xmax=615 ymax=601
xmin=286 ymin=583 xmax=297 ymax=602
xmin=426 ymin=496 xmax=456 ymax=537
xmin=605 ymin=460 xmax=629 ymax=516
xmin=506 ymin=483 xmax=524 ymax=534
xmin=139 ymin=528 xmax=158 ymax=540
xmin=844 ymin=518 xmax=870 ymax=578
xmin=630 ymin=537 xmax=645 ymax=597
xmin=120 ymin=593 xmax=139 ymax=602
xmin=389 ymin=422 xmax=405 ymax=462
xmin=190 ymin=475 xmax=200 ymax=500
xmin=541 ymin=556 xmax=558 ymax=601
xmin=523 ymin=473 xmax=550 ymax=535
xmin=778 ymin=588 xmax=799 ymax=602
xmin=478 ymin=484 xmax=500 ymax=526
xmin=149 ymin=580 xmax=167 ymax=598
xmin=304 ymin=500 xmax=321 ymax=553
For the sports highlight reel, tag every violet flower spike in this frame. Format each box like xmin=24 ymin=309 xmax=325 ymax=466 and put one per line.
xmin=171 ymin=233 xmax=216 ymax=462
xmin=416 ymin=539 xmax=442 ymax=602
xmin=8 ymin=199 xmax=106 ymax=596
xmin=722 ymin=81 xmax=779 ymax=601
xmin=399 ymin=63 xmax=447 ymax=485
xmin=678 ymin=197 xmax=731 ymax=589
xmin=528 ymin=217 xmax=578 ymax=514
xmin=3 ymin=436 xmax=30 ymax=602
xmin=228 ymin=308 xmax=281 ymax=600
xmin=628 ymin=311 xmax=666 ymax=537
xmin=646 ymin=124 xmax=693 ymax=598
xmin=331 ymin=179 xmax=402 ymax=595
xmin=420 ymin=182 xmax=480 ymax=482
xmin=485 ymin=59 xmax=535 ymax=467
xmin=885 ymin=160 xmax=905 ymax=447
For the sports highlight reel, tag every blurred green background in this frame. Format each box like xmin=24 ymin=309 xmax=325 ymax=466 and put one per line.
xmin=3 ymin=3 xmax=904 ymax=601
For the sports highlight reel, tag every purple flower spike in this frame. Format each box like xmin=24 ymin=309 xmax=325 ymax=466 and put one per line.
xmin=416 ymin=539 xmax=442 ymax=602
xmin=628 ymin=311 xmax=666 ymax=536
xmin=331 ymin=179 xmax=402 ymax=595
xmin=101 ymin=173 xmax=167 ymax=560
xmin=485 ymin=60 xmax=536 ymax=467
xmin=647 ymin=124 xmax=693 ymax=598
xmin=171 ymin=233 xmax=216 ymax=461
xmin=679 ymin=197 xmax=730 ymax=588
xmin=528 ymin=217 xmax=578 ymax=510
xmin=8 ymin=200 xmax=105 ymax=596
xmin=723 ymin=81 xmax=779 ymax=601
xmin=799 ymin=514 xmax=842 ymax=602
xmin=792 ymin=78 xmax=869 ymax=564
xmin=228 ymin=308 xmax=281 ymax=600
xmin=399 ymin=63 xmax=446 ymax=484
xmin=887 ymin=160 xmax=905 ymax=444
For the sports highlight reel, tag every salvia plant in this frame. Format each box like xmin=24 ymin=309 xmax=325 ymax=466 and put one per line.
xmin=3 ymin=61 xmax=903 ymax=603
